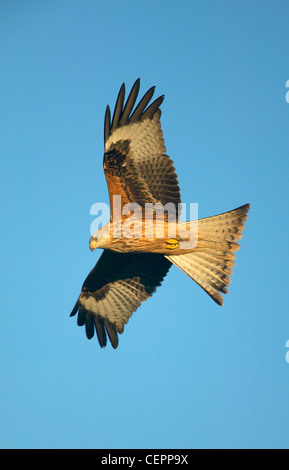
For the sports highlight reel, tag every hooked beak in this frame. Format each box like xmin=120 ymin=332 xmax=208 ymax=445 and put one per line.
xmin=89 ymin=237 xmax=98 ymax=251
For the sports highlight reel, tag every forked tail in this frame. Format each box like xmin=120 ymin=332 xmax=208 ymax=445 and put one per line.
xmin=166 ymin=204 xmax=250 ymax=305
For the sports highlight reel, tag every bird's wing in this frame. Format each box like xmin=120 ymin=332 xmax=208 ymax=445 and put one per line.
xmin=103 ymin=78 xmax=181 ymax=218
xmin=70 ymin=251 xmax=171 ymax=349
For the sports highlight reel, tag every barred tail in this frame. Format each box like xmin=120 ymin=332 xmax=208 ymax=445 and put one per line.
xmin=166 ymin=204 xmax=250 ymax=305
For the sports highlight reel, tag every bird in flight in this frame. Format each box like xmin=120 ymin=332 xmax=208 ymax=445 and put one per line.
xmin=70 ymin=78 xmax=250 ymax=349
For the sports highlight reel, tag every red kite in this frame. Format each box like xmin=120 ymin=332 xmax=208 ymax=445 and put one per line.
xmin=71 ymin=79 xmax=250 ymax=349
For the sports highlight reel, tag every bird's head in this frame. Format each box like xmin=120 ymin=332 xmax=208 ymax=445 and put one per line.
xmin=89 ymin=235 xmax=99 ymax=251
xmin=89 ymin=224 xmax=110 ymax=251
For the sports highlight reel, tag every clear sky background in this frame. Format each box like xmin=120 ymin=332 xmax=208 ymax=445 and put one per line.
xmin=1 ymin=0 xmax=289 ymax=449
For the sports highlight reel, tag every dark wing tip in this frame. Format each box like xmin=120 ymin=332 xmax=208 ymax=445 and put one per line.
xmin=85 ymin=313 xmax=95 ymax=340
xmin=104 ymin=319 xmax=119 ymax=349
xmin=130 ymin=85 xmax=155 ymax=123
xmin=110 ymin=82 xmax=126 ymax=134
xmin=70 ymin=302 xmax=119 ymax=349
xmin=118 ymin=78 xmax=140 ymax=127
xmin=104 ymin=105 xmax=111 ymax=144
xmin=142 ymin=95 xmax=164 ymax=120
xmin=70 ymin=301 xmax=79 ymax=317
xmin=94 ymin=317 xmax=107 ymax=348
xmin=104 ymin=79 xmax=164 ymax=144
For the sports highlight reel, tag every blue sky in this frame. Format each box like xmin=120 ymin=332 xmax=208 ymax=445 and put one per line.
xmin=1 ymin=0 xmax=289 ymax=449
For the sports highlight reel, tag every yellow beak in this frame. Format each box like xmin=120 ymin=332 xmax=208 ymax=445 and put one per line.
xmin=89 ymin=238 xmax=98 ymax=251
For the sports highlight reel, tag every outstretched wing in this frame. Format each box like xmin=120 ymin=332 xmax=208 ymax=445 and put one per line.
xmin=70 ymin=251 xmax=171 ymax=349
xmin=103 ymin=78 xmax=181 ymax=217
